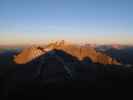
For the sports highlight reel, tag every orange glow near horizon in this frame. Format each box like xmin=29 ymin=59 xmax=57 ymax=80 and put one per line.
xmin=0 ymin=32 xmax=133 ymax=45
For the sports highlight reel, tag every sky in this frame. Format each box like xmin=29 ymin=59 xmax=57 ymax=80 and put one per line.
xmin=0 ymin=0 xmax=133 ymax=45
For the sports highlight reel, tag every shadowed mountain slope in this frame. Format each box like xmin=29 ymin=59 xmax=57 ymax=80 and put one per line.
xmin=3 ymin=49 xmax=133 ymax=96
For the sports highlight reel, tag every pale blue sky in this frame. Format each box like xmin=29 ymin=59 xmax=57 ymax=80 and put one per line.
xmin=0 ymin=0 xmax=132 ymax=45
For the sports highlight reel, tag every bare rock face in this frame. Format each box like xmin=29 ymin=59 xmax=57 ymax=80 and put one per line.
xmin=46 ymin=40 xmax=120 ymax=65
xmin=14 ymin=40 xmax=120 ymax=65
xmin=14 ymin=46 xmax=45 ymax=64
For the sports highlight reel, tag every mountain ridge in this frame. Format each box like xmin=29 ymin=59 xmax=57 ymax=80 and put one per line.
xmin=14 ymin=40 xmax=121 ymax=65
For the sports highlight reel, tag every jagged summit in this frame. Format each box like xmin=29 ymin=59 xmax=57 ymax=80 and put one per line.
xmin=55 ymin=40 xmax=67 ymax=46
xmin=46 ymin=40 xmax=71 ymax=47
xmin=14 ymin=40 xmax=120 ymax=65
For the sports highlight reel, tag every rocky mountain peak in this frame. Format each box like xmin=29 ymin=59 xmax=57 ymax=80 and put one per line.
xmin=14 ymin=40 xmax=121 ymax=65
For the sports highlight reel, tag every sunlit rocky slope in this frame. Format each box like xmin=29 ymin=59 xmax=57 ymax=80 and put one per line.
xmin=14 ymin=40 xmax=120 ymax=65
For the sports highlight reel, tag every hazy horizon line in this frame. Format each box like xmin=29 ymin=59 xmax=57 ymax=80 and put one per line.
xmin=0 ymin=39 xmax=132 ymax=46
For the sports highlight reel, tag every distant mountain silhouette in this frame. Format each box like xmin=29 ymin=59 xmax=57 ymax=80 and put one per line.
xmin=14 ymin=40 xmax=120 ymax=65
xmin=104 ymin=47 xmax=133 ymax=65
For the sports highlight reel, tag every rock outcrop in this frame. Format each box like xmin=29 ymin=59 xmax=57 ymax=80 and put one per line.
xmin=14 ymin=46 xmax=45 ymax=64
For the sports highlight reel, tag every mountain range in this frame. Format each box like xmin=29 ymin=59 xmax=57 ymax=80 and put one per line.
xmin=14 ymin=40 xmax=120 ymax=65
xmin=1 ymin=40 xmax=133 ymax=96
